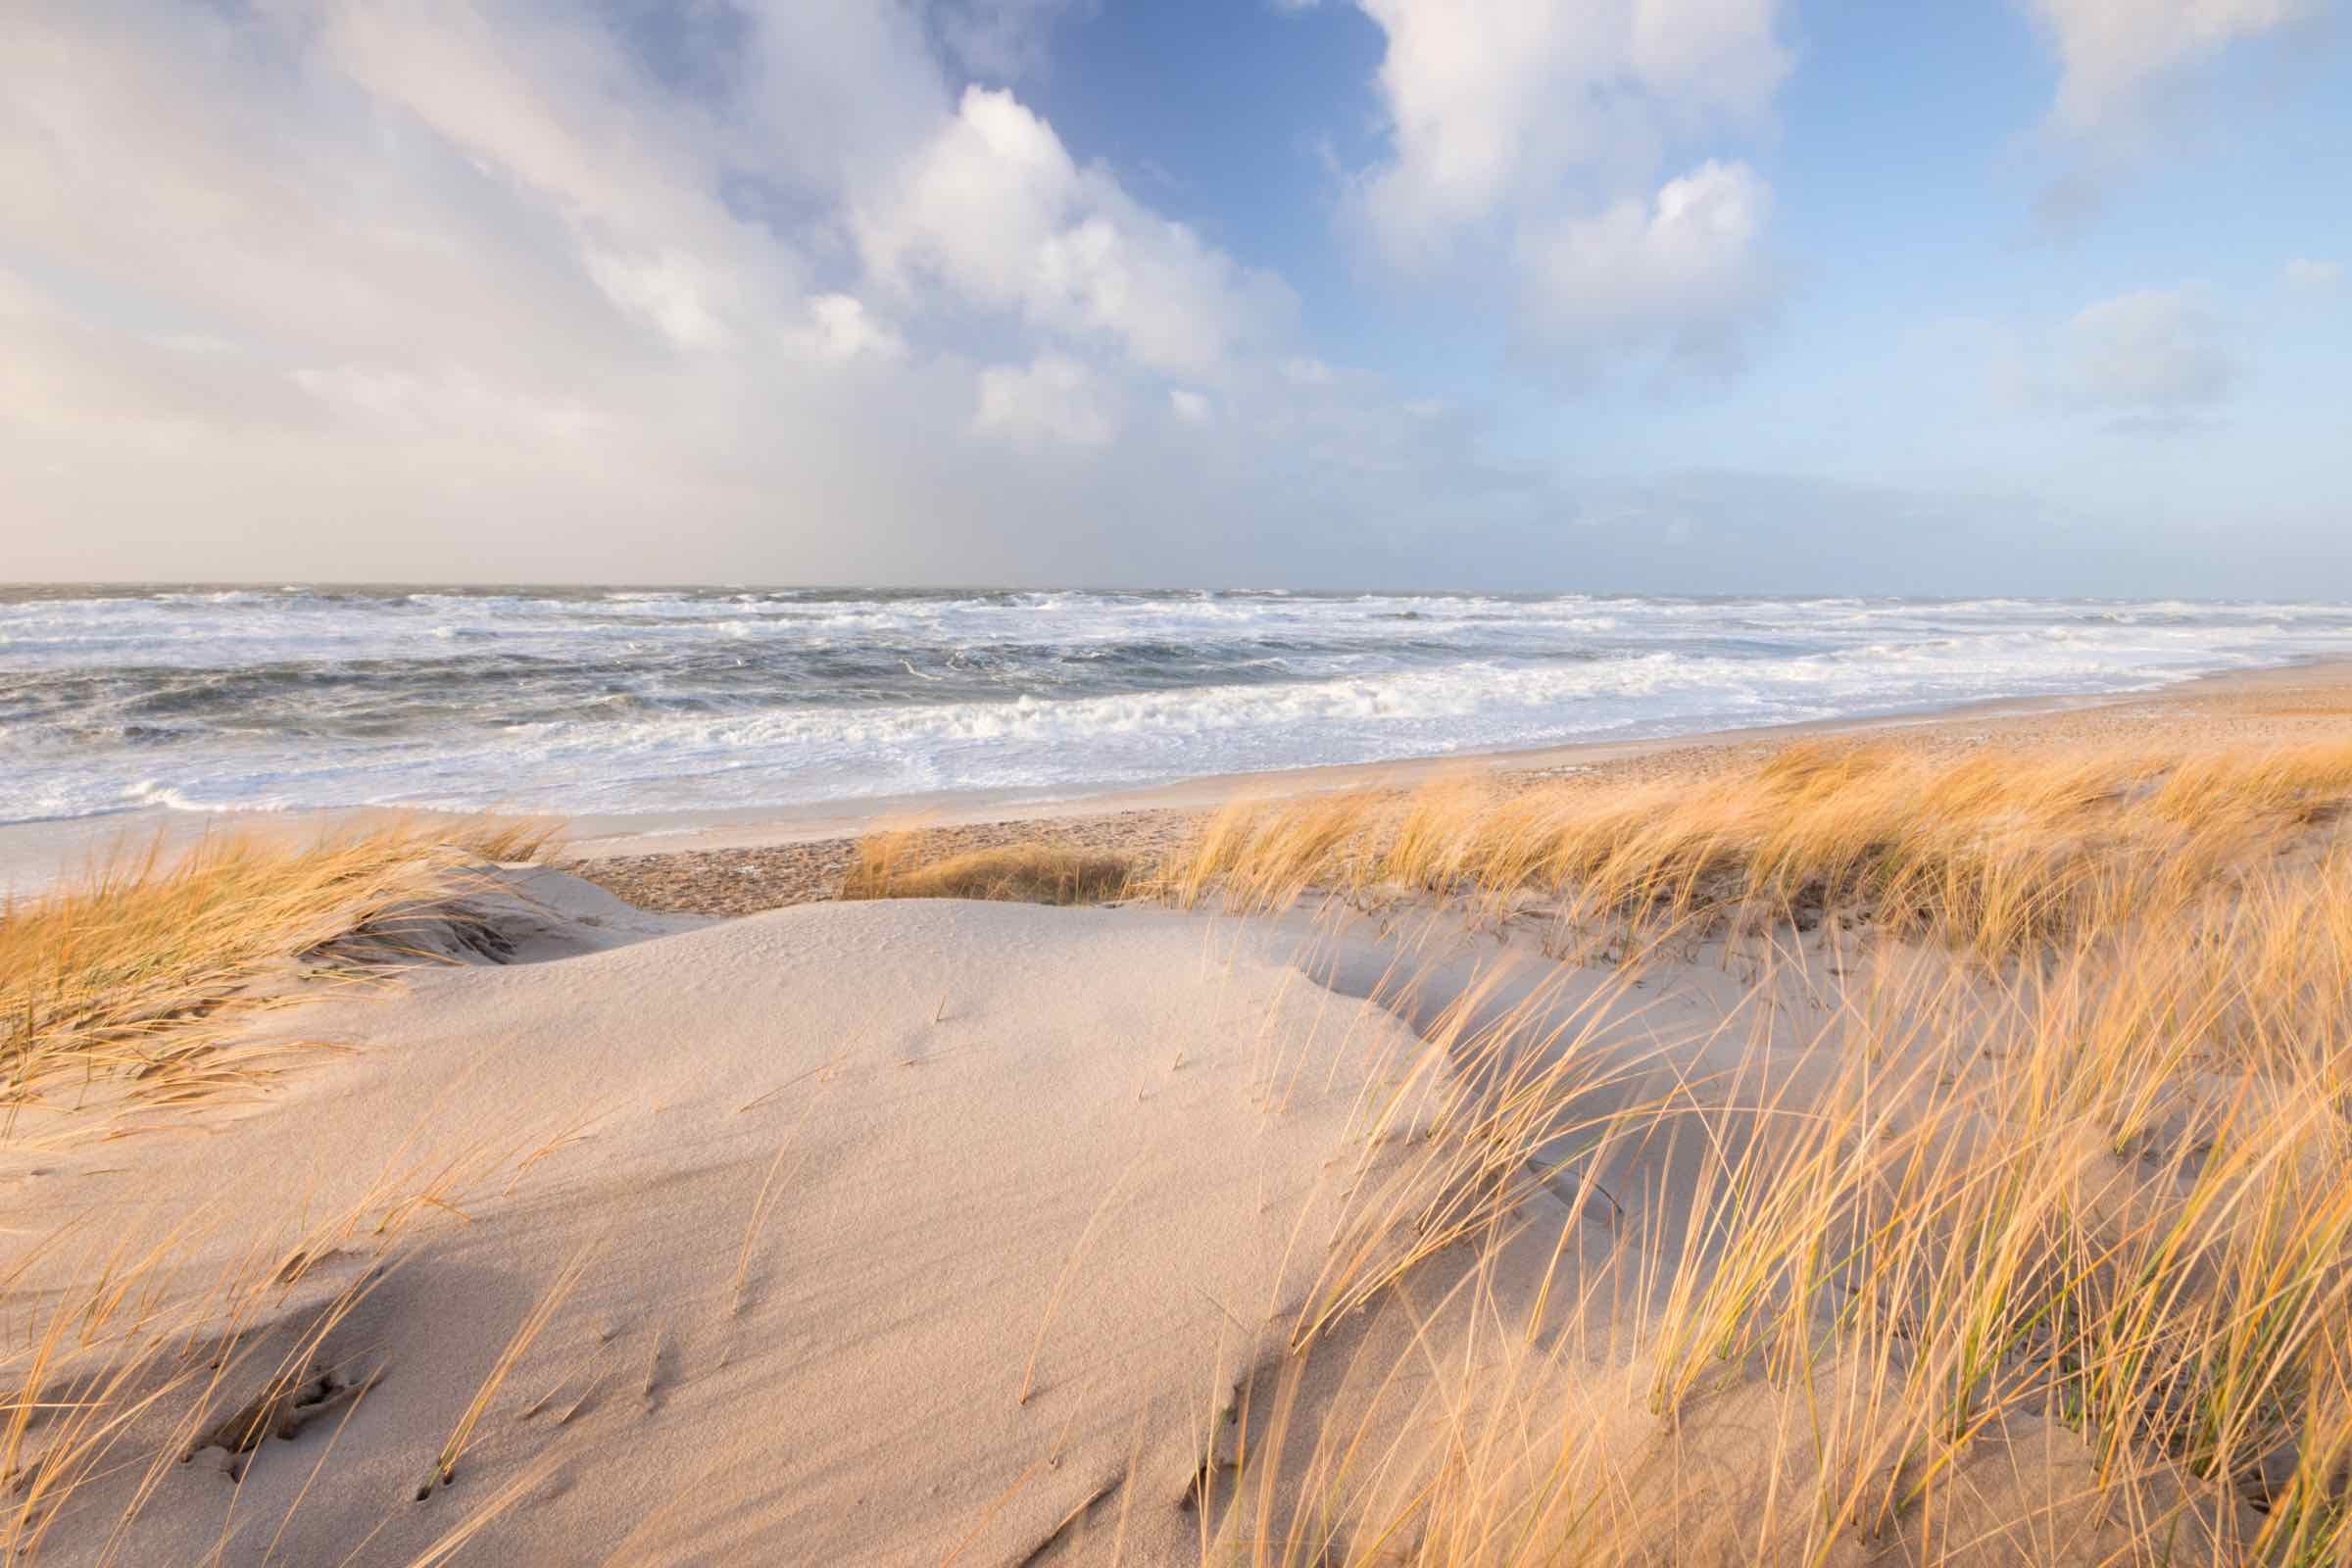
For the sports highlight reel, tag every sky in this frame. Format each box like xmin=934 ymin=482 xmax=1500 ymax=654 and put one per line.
xmin=1 ymin=0 xmax=2347 ymax=594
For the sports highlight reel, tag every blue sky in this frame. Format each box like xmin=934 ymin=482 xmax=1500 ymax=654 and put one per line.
xmin=2 ymin=1 xmax=2346 ymax=592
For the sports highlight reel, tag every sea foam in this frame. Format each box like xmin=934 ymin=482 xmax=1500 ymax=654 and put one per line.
xmin=3 ymin=586 xmax=2348 ymax=823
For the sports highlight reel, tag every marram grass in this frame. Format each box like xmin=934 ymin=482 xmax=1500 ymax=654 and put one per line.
xmin=0 ymin=817 xmax=556 ymax=1138
xmin=12 ymin=737 xmax=2352 ymax=1564
xmin=865 ymin=735 xmax=2352 ymax=1563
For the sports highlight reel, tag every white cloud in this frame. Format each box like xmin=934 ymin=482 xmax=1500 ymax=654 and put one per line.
xmin=2285 ymin=257 xmax=2346 ymax=294
xmin=583 ymin=249 xmax=729 ymax=348
xmin=3 ymin=3 xmax=1501 ymax=583
xmin=1515 ymin=159 xmax=1776 ymax=371
xmin=15 ymin=2 xmax=2322 ymax=590
xmin=1338 ymin=0 xmax=1788 ymax=371
xmin=2054 ymin=288 xmax=2237 ymax=416
xmin=792 ymin=294 xmax=908 ymax=365
xmin=974 ymin=353 xmax=1118 ymax=447
xmin=1350 ymin=0 xmax=1786 ymax=250
xmin=2026 ymin=0 xmax=2311 ymax=128
xmin=858 ymin=86 xmax=1293 ymax=377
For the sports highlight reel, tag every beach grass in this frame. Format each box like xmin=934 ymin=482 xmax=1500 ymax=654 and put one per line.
xmin=0 ymin=818 xmax=556 ymax=1141
xmin=839 ymin=830 xmax=1132 ymax=906
xmin=0 ymin=820 xmax=576 ymax=1561
xmin=846 ymin=736 xmax=2352 ymax=1562
xmin=1141 ymin=738 xmax=2352 ymax=953
xmin=11 ymin=735 xmax=2352 ymax=1562
xmin=1175 ymin=743 xmax=2352 ymax=1564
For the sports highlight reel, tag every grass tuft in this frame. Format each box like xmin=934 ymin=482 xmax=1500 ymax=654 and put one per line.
xmin=1180 ymin=734 xmax=2352 ymax=1565
xmin=839 ymin=832 xmax=1131 ymax=906
xmin=1139 ymin=738 xmax=2352 ymax=958
xmin=0 ymin=818 xmax=558 ymax=1141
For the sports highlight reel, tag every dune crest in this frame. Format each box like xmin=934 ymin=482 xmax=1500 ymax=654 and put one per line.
xmin=11 ymin=884 xmax=1430 ymax=1566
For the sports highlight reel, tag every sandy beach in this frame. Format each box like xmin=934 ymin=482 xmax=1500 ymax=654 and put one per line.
xmin=5 ymin=658 xmax=2351 ymax=1564
xmin=571 ymin=659 xmax=2352 ymax=915
xmin=14 ymin=1 xmax=2349 ymax=1558
xmin=10 ymin=658 xmax=2338 ymax=910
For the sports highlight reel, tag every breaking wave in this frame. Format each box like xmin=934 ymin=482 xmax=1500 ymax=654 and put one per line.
xmin=4 ymin=584 xmax=2349 ymax=823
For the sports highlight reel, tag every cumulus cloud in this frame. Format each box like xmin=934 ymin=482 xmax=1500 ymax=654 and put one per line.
xmin=583 ymin=248 xmax=731 ymax=348
xmin=858 ymin=86 xmax=1294 ymax=377
xmin=1339 ymin=0 xmax=1788 ymax=373
xmin=0 ymin=1 xmax=1476 ymax=583
xmin=2026 ymin=0 xmax=2312 ymax=129
xmin=791 ymin=294 xmax=908 ymax=365
xmin=2052 ymin=288 xmax=2238 ymax=420
xmin=7 ymin=0 xmax=2329 ymax=592
xmin=1352 ymin=0 xmax=1786 ymax=247
xmin=1515 ymin=159 xmax=1777 ymax=372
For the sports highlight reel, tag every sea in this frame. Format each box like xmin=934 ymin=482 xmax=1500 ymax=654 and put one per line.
xmin=4 ymin=584 xmax=2351 ymax=827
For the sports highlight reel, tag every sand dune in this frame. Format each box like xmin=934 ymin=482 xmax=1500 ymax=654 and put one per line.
xmin=12 ymin=878 xmax=2226 ymax=1566
xmin=12 ymin=876 xmax=1447 ymax=1565
xmin=12 ymin=710 xmax=2352 ymax=1565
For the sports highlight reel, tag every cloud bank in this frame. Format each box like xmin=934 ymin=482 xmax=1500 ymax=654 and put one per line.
xmin=0 ymin=0 xmax=2343 ymax=593
xmin=0 ymin=1 xmax=1519 ymax=584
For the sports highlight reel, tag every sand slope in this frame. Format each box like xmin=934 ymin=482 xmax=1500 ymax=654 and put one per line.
xmin=13 ymin=883 xmax=1433 ymax=1566
xmin=11 ymin=855 xmax=2277 ymax=1566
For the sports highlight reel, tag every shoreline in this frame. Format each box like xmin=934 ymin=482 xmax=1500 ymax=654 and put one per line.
xmin=6 ymin=657 xmax=2349 ymax=904
xmin=536 ymin=654 xmax=2352 ymax=857
xmin=15 ymin=662 xmax=2352 ymax=1563
xmin=578 ymin=657 xmax=2352 ymax=916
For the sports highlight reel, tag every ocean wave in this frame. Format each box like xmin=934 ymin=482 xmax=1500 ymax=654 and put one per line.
xmin=125 ymin=779 xmax=295 ymax=814
xmin=4 ymin=587 xmax=2351 ymax=824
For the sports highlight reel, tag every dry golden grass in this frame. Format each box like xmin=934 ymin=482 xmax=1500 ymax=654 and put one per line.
xmin=0 ymin=1156 xmax=538 ymax=1566
xmin=0 ymin=1122 xmax=617 ymax=1565
xmin=0 ymin=822 xmax=570 ymax=1563
xmin=421 ymin=1239 xmax=596 ymax=1499
xmin=1143 ymin=738 xmax=2352 ymax=958
xmin=839 ymin=830 xmax=1132 ymax=906
xmin=18 ymin=737 xmax=2352 ymax=1564
xmin=0 ymin=818 xmax=556 ymax=1141
xmin=1174 ymin=737 xmax=2352 ymax=1566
